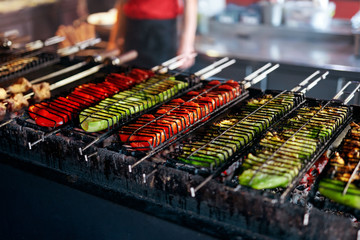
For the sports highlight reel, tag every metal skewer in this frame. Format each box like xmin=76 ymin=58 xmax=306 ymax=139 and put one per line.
xmin=243 ymin=63 xmax=272 ymax=81
xmin=200 ymin=59 xmax=236 ymax=80
xmin=300 ymin=71 xmax=329 ymax=94
xmin=161 ymin=53 xmax=198 ymax=73
xmin=151 ymin=54 xmax=187 ymax=72
xmin=342 ymin=160 xmax=360 ymax=195
xmin=344 ymin=82 xmax=360 ymax=105
xmin=151 ymin=52 xmax=196 ymax=72
xmin=57 ymin=38 xmax=101 ymax=57
xmin=143 ymin=169 xmax=158 ymax=184
xmin=243 ymin=64 xmax=280 ymax=89
xmin=333 ymin=81 xmax=353 ymax=101
xmin=194 ymin=57 xmax=229 ymax=76
xmin=291 ymin=70 xmax=320 ymax=92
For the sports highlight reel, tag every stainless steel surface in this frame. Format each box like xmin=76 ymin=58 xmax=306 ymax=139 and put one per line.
xmin=195 ymin=20 xmax=360 ymax=73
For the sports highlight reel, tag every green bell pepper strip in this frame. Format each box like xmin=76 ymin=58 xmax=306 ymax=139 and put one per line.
xmin=177 ymin=93 xmax=297 ymax=167
xmin=319 ymin=178 xmax=360 ymax=210
xmin=238 ymin=105 xmax=348 ymax=189
xmin=79 ymin=77 xmax=187 ymax=132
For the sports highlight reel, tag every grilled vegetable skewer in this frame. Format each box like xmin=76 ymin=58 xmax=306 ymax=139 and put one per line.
xmin=319 ymin=121 xmax=360 ymax=209
xmin=125 ymin=60 xmax=240 ymax=172
xmin=188 ymin=71 xmax=329 ymax=197
xmin=119 ymin=79 xmax=241 ymax=150
xmin=238 ymin=105 xmax=348 ymax=189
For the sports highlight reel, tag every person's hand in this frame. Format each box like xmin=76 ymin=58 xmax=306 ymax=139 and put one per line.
xmin=177 ymin=44 xmax=196 ymax=70
xmin=106 ymin=38 xmax=125 ymax=52
xmin=107 ymin=41 xmax=118 ymax=51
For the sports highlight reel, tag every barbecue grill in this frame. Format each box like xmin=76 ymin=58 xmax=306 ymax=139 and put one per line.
xmin=0 ymin=52 xmax=360 ymax=240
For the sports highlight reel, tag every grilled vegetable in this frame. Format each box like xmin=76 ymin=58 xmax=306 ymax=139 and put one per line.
xmin=80 ymin=76 xmax=188 ymax=132
xmin=176 ymin=93 xmax=297 ymax=168
xmin=0 ymin=57 xmax=38 ymax=78
xmin=29 ymin=68 xmax=151 ymax=128
xmin=118 ymin=80 xmax=241 ymax=150
xmin=319 ymin=179 xmax=360 ymax=209
xmin=319 ymin=122 xmax=360 ymax=209
xmin=238 ymin=105 xmax=349 ymax=190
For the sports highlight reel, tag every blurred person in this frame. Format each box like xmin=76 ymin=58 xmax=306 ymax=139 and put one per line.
xmin=108 ymin=0 xmax=197 ymax=69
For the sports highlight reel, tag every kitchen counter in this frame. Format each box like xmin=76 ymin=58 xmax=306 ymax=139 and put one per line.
xmin=195 ymin=20 xmax=360 ymax=73
xmin=0 ymin=0 xmax=56 ymax=14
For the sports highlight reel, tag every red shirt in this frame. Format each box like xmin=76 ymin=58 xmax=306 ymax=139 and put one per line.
xmin=124 ymin=0 xmax=183 ymax=20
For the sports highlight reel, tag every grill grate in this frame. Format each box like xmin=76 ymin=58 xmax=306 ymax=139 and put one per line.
xmin=26 ymin=69 xmax=152 ymax=130
xmin=167 ymin=91 xmax=304 ymax=173
xmin=79 ymin=74 xmax=190 ymax=133
xmin=231 ymin=99 xmax=352 ymax=203
xmin=118 ymin=80 xmax=244 ymax=154
xmin=0 ymin=52 xmax=59 ymax=83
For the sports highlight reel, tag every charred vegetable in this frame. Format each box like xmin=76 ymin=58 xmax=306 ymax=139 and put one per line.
xmin=175 ymin=93 xmax=297 ymax=168
xmin=118 ymin=80 xmax=241 ymax=151
xmin=29 ymin=68 xmax=152 ymax=128
xmin=238 ymin=105 xmax=349 ymax=189
xmin=319 ymin=122 xmax=360 ymax=209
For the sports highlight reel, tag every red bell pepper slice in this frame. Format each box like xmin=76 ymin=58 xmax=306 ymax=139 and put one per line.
xmin=129 ymin=127 xmax=167 ymax=150
xmin=225 ymin=80 xmax=241 ymax=94
xmin=207 ymin=80 xmax=221 ymax=87
xmin=35 ymin=108 xmax=65 ymax=127
xmin=28 ymin=104 xmax=45 ymax=120
xmin=197 ymin=97 xmax=216 ymax=112
xmin=217 ymin=84 xmax=238 ymax=99
xmin=215 ymin=90 xmax=232 ymax=102
xmin=138 ymin=114 xmax=156 ymax=121
xmin=182 ymin=102 xmax=202 ymax=121
xmin=170 ymin=98 xmax=185 ymax=104
xmin=172 ymin=109 xmax=194 ymax=125
xmin=206 ymin=93 xmax=225 ymax=107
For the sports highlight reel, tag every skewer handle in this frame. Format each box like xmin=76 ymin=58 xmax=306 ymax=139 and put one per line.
xmin=112 ymin=50 xmax=138 ymax=66
xmin=333 ymin=81 xmax=352 ymax=100
xmin=291 ymin=70 xmax=320 ymax=92
xmin=167 ymin=53 xmax=198 ymax=70
xmin=190 ymin=174 xmax=214 ymax=197
xmin=194 ymin=57 xmax=229 ymax=76
xmin=200 ymin=59 xmax=236 ymax=80
xmin=344 ymin=83 xmax=360 ymax=105
xmin=151 ymin=53 xmax=187 ymax=72
xmin=300 ymin=71 xmax=329 ymax=94
xmin=244 ymin=63 xmax=272 ymax=81
xmin=244 ymin=64 xmax=280 ymax=89
xmin=44 ymin=35 xmax=65 ymax=46
xmin=93 ymin=48 xmax=121 ymax=62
